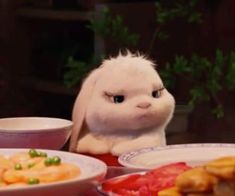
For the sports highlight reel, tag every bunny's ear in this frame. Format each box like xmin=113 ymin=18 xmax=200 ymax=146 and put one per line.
xmin=69 ymin=68 xmax=102 ymax=152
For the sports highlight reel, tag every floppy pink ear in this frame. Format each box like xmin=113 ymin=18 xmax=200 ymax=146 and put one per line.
xmin=69 ymin=68 xmax=102 ymax=152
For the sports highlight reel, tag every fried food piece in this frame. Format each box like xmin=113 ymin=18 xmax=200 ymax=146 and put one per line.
xmin=213 ymin=180 xmax=235 ymax=196
xmin=176 ymin=167 xmax=218 ymax=193
xmin=205 ymin=156 xmax=235 ymax=180
xmin=158 ymin=186 xmax=182 ymax=196
xmin=158 ymin=187 xmax=214 ymax=196
xmin=186 ymin=193 xmax=214 ymax=196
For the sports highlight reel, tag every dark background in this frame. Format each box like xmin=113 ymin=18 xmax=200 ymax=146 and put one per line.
xmin=0 ymin=0 xmax=235 ymax=144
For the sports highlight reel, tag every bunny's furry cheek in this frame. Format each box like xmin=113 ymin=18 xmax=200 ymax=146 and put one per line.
xmin=148 ymin=96 xmax=175 ymax=125
xmin=85 ymin=91 xmax=175 ymax=134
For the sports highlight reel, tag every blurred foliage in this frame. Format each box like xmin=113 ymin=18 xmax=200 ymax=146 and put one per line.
xmin=63 ymin=0 xmax=235 ymax=118
xmin=153 ymin=0 xmax=235 ymax=118
xmin=63 ymin=57 xmax=89 ymax=88
xmin=63 ymin=7 xmax=139 ymax=88
xmin=155 ymin=0 xmax=202 ymax=24
xmin=148 ymin=0 xmax=202 ymax=53
xmin=88 ymin=7 xmax=139 ymax=47
xmin=160 ymin=50 xmax=235 ymax=118
xmin=63 ymin=55 xmax=103 ymax=88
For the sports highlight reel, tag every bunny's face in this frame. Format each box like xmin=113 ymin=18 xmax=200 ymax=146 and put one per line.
xmin=85 ymin=54 xmax=175 ymax=135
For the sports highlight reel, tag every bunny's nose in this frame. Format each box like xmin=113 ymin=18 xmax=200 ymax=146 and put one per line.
xmin=137 ymin=102 xmax=151 ymax=109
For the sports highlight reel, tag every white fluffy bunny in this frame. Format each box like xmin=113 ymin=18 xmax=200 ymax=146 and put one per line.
xmin=69 ymin=51 xmax=175 ymax=156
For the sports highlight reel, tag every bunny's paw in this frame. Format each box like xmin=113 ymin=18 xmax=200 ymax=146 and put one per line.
xmin=76 ymin=134 xmax=110 ymax=154
xmin=111 ymin=142 xmax=134 ymax=156
xmin=111 ymin=137 xmax=162 ymax=156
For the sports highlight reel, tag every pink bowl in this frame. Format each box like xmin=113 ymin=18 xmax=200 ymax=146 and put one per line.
xmin=0 ymin=117 xmax=73 ymax=149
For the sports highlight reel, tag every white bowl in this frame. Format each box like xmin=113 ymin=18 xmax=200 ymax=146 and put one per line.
xmin=0 ymin=148 xmax=107 ymax=196
xmin=0 ymin=117 xmax=73 ymax=149
xmin=118 ymin=143 xmax=235 ymax=169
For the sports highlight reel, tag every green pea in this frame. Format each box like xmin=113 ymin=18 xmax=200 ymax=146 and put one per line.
xmin=14 ymin=163 xmax=22 ymax=170
xmin=38 ymin=151 xmax=47 ymax=157
xmin=44 ymin=157 xmax=53 ymax=166
xmin=52 ymin=156 xmax=61 ymax=165
xmin=27 ymin=178 xmax=40 ymax=185
xmin=28 ymin=149 xmax=38 ymax=158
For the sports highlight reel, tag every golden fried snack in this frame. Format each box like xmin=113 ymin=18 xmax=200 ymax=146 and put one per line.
xmin=158 ymin=187 xmax=182 ymax=196
xmin=176 ymin=167 xmax=218 ymax=193
xmin=158 ymin=156 xmax=235 ymax=196
xmin=186 ymin=193 xmax=214 ymax=196
xmin=213 ymin=180 xmax=235 ymax=196
xmin=205 ymin=156 xmax=235 ymax=180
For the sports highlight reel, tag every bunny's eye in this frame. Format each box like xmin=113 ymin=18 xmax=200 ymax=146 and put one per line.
xmin=152 ymin=90 xmax=161 ymax=98
xmin=152 ymin=87 xmax=165 ymax=98
xmin=113 ymin=95 xmax=125 ymax=103
xmin=104 ymin=92 xmax=125 ymax=103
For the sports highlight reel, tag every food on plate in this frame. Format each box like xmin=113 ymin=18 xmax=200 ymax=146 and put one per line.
xmin=213 ymin=180 xmax=235 ymax=196
xmin=101 ymin=162 xmax=192 ymax=195
xmin=205 ymin=156 xmax=235 ymax=180
xmin=158 ymin=156 xmax=235 ymax=196
xmin=157 ymin=186 xmax=182 ymax=196
xmin=100 ymin=156 xmax=235 ymax=196
xmin=175 ymin=167 xmax=218 ymax=192
xmin=0 ymin=149 xmax=80 ymax=188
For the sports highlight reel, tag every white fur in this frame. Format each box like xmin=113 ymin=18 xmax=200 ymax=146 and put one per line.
xmin=69 ymin=52 xmax=175 ymax=156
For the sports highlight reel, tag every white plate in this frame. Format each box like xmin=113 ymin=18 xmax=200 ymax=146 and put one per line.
xmin=118 ymin=143 xmax=235 ymax=169
xmin=0 ymin=149 xmax=107 ymax=196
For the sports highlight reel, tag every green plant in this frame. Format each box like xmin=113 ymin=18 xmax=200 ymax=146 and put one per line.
xmin=160 ymin=50 xmax=235 ymax=118
xmin=88 ymin=7 xmax=139 ymax=47
xmin=63 ymin=0 xmax=235 ymax=119
xmin=148 ymin=0 xmax=202 ymax=54
xmin=63 ymin=55 xmax=102 ymax=88
xmin=63 ymin=6 xmax=139 ymax=88
xmin=150 ymin=0 xmax=235 ymax=118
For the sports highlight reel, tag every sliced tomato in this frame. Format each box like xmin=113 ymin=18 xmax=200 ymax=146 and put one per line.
xmin=149 ymin=162 xmax=191 ymax=177
xmin=102 ymin=173 xmax=142 ymax=192
xmin=147 ymin=162 xmax=192 ymax=192
xmin=115 ymin=189 xmax=140 ymax=196
xmin=102 ymin=162 xmax=192 ymax=195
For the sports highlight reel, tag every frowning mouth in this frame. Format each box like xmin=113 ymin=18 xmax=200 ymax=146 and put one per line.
xmin=137 ymin=113 xmax=150 ymax=120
